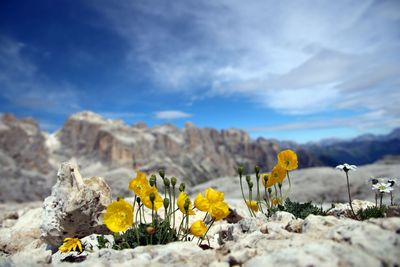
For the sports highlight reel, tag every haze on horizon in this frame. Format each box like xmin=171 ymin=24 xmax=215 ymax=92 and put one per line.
xmin=0 ymin=0 xmax=399 ymax=143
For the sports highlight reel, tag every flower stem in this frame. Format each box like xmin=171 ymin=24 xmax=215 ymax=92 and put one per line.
xmin=198 ymin=219 xmax=215 ymax=245
xmin=390 ymin=192 xmax=393 ymax=206
xmin=256 ymin=174 xmax=265 ymax=214
xmin=380 ymin=192 xmax=383 ymax=208
xmin=249 ymin=189 xmax=256 ymax=217
xmin=345 ymin=172 xmax=358 ymax=220
xmin=240 ymin=175 xmax=254 ymax=217
xmin=375 ymin=192 xmax=378 ymax=207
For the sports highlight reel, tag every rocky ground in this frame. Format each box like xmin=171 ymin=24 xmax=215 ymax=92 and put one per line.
xmin=0 ymin=199 xmax=399 ymax=267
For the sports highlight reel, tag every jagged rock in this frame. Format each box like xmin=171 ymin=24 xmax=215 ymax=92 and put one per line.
xmin=40 ymin=161 xmax=112 ymax=247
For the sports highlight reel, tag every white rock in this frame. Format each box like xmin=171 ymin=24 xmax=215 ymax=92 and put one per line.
xmin=40 ymin=161 xmax=112 ymax=247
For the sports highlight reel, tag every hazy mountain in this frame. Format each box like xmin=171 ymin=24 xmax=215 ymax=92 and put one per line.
xmin=305 ymin=128 xmax=400 ymax=166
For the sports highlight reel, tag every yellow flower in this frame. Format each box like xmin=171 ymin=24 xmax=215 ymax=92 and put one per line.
xmin=209 ymin=201 xmax=230 ymax=221
xmin=59 ymin=237 xmax=82 ymax=253
xmin=205 ymin=188 xmax=224 ymax=203
xmin=129 ymin=172 xmax=150 ymax=196
xmin=246 ymin=200 xmax=259 ymax=212
xmin=271 ymin=197 xmax=282 ymax=206
xmin=271 ymin=164 xmax=287 ymax=184
xmin=190 ymin=220 xmax=207 ymax=237
xmin=261 ymin=173 xmax=277 ymax=188
xmin=194 ymin=193 xmax=210 ymax=212
xmin=141 ymin=186 xmax=163 ymax=211
xmin=177 ymin=192 xmax=195 ymax=215
xmin=103 ymin=198 xmax=133 ymax=233
xmin=277 ymin=150 xmax=298 ymax=171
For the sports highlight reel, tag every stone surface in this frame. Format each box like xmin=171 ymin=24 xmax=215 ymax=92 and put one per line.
xmin=40 ymin=161 xmax=112 ymax=247
xmin=1 ymin=198 xmax=400 ymax=267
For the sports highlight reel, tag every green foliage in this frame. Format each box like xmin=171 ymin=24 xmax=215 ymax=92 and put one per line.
xmin=98 ymin=219 xmax=178 ymax=250
xmin=269 ymin=198 xmax=327 ymax=219
xmin=357 ymin=206 xmax=387 ymax=220
xmin=96 ymin=235 xmax=110 ymax=249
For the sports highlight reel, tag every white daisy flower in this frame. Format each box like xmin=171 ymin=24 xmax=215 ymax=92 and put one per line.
xmin=372 ymin=183 xmax=394 ymax=193
xmin=336 ymin=163 xmax=357 ymax=172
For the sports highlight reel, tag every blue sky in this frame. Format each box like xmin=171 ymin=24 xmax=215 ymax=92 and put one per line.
xmin=0 ymin=0 xmax=399 ymax=143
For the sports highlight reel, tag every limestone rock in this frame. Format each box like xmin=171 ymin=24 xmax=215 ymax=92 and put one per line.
xmin=40 ymin=161 xmax=111 ymax=247
xmin=327 ymin=200 xmax=375 ymax=218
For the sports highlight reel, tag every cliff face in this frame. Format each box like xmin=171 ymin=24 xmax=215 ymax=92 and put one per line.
xmin=57 ymin=111 xmax=311 ymax=182
xmin=0 ymin=114 xmax=53 ymax=202
xmin=0 ymin=111 xmax=319 ymax=202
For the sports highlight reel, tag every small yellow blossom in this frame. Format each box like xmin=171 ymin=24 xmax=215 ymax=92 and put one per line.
xmin=271 ymin=197 xmax=282 ymax=206
xmin=246 ymin=200 xmax=259 ymax=212
xmin=103 ymin=198 xmax=133 ymax=233
xmin=59 ymin=237 xmax=82 ymax=253
xmin=190 ymin=220 xmax=207 ymax=237
xmin=277 ymin=150 xmax=298 ymax=171
xmin=129 ymin=172 xmax=150 ymax=196
xmin=177 ymin=192 xmax=195 ymax=215
xmin=271 ymin=164 xmax=287 ymax=184
xmin=205 ymin=188 xmax=224 ymax=203
xmin=141 ymin=186 xmax=163 ymax=210
xmin=194 ymin=193 xmax=210 ymax=212
xmin=209 ymin=201 xmax=230 ymax=221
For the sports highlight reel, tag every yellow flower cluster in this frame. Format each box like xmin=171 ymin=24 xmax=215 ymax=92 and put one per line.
xmin=95 ymin=169 xmax=230 ymax=248
xmin=239 ymin=149 xmax=298 ymax=217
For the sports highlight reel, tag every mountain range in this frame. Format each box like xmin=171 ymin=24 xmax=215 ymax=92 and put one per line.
xmin=0 ymin=111 xmax=399 ymax=202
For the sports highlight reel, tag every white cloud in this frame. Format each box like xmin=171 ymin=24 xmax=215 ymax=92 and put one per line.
xmin=91 ymin=0 xmax=400 ymax=127
xmin=154 ymin=110 xmax=192 ymax=120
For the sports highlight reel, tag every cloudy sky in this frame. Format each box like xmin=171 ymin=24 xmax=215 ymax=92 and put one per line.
xmin=1 ymin=0 xmax=399 ymax=142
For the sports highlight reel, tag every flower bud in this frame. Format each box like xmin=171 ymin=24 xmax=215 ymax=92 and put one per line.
xmin=255 ymin=165 xmax=260 ymax=175
xmin=149 ymin=192 xmax=156 ymax=202
xmin=246 ymin=175 xmax=251 ymax=184
xmin=268 ymin=188 xmax=272 ymax=194
xmin=184 ymin=198 xmax=190 ymax=212
xmin=263 ymin=175 xmax=268 ymax=184
xmin=171 ymin=177 xmax=177 ymax=186
xmin=238 ymin=166 xmax=244 ymax=176
xmin=136 ymin=197 xmax=141 ymax=204
xmin=278 ymin=183 xmax=282 ymax=189
xmin=164 ymin=177 xmax=170 ymax=187
xmin=248 ymin=181 xmax=253 ymax=189
xmin=146 ymin=226 xmax=155 ymax=235
xmin=149 ymin=175 xmax=157 ymax=187
xmin=163 ymin=198 xmax=170 ymax=209
xmin=159 ymin=169 xmax=165 ymax=179
xmin=179 ymin=183 xmax=186 ymax=192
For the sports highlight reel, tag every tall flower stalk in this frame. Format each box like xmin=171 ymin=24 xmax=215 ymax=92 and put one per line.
xmin=336 ymin=163 xmax=358 ymax=220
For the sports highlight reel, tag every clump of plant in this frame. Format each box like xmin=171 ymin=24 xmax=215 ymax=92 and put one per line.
xmin=269 ymin=198 xmax=326 ymax=219
xmin=357 ymin=206 xmax=387 ymax=220
xmin=238 ymin=149 xmax=303 ymax=217
xmin=369 ymin=177 xmax=396 ymax=207
xmin=59 ymin=170 xmax=231 ymax=253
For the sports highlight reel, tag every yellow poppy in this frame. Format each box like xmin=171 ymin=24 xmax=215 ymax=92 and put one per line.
xmin=103 ymin=198 xmax=133 ymax=233
xmin=246 ymin=200 xmax=259 ymax=212
xmin=177 ymin=192 xmax=195 ymax=215
xmin=141 ymin=186 xmax=163 ymax=211
xmin=59 ymin=237 xmax=82 ymax=253
xmin=190 ymin=220 xmax=207 ymax=237
xmin=271 ymin=164 xmax=287 ymax=184
xmin=209 ymin=201 xmax=230 ymax=221
xmin=129 ymin=172 xmax=150 ymax=196
xmin=277 ymin=150 xmax=298 ymax=171
xmin=194 ymin=193 xmax=210 ymax=212
xmin=205 ymin=188 xmax=224 ymax=203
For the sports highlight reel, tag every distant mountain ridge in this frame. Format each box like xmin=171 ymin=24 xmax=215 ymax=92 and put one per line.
xmin=0 ymin=111 xmax=399 ymax=202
